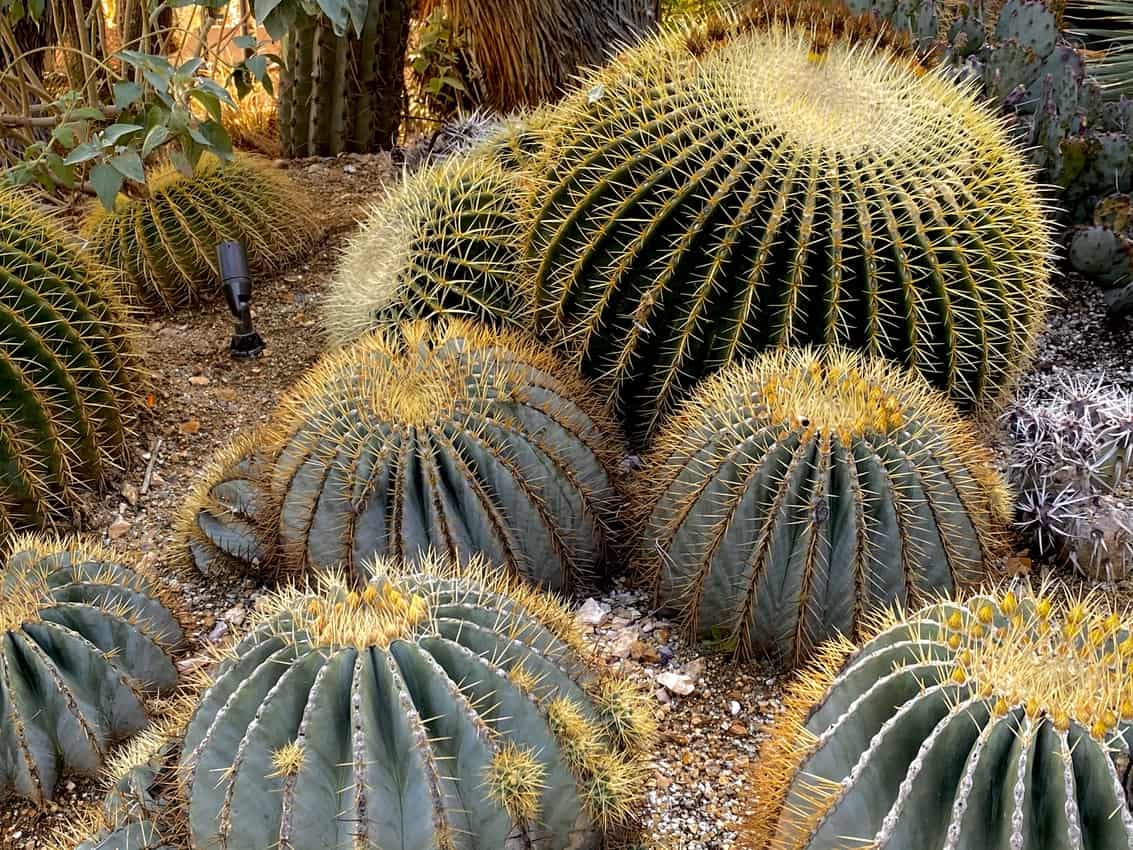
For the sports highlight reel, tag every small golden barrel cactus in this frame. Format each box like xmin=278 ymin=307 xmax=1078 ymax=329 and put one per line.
xmin=748 ymin=585 xmax=1133 ymax=849
xmin=638 ymin=347 xmax=1009 ymax=665
xmin=1 ymin=190 xmax=138 ymax=540
xmin=323 ymin=152 xmax=526 ymax=348
xmin=266 ymin=319 xmax=621 ymax=592
xmin=82 ymin=155 xmax=316 ymax=311
xmin=179 ymin=554 xmax=654 ymax=850
xmin=525 ymin=24 xmax=1053 ymax=444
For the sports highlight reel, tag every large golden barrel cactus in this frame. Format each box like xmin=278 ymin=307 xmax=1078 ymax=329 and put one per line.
xmin=525 ymin=24 xmax=1053 ymax=444
xmin=1 ymin=190 xmax=138 ymax=539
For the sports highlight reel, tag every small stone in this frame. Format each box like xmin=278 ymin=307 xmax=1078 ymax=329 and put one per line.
xmin=657 ymin=670 xmax=696 ymax=696
xmin=208 ymin=621 xmax=229 ymax=642
xmin=658 ymin=645 xmax=675 ymax=665
xmin=176 ymin=655 xmax=209 ymax=674
xmin=654 ymin=687 xmax=671 ymax=704
xmin=610 ymin=630 xmax=637 ymax=659
xmin=630 ymin=640 xmax=661 ymax=664
xmin=729 ymin=721 xmax=747 ymax=736
xmin=683 ymin=657 xmax=707 ymax=682
xmin=108 ymin=517 xmax=131 ymax=540
xmin=120 ymin=481 xmax=138 ymax=506
xmin=576 ymin=598 xmax=610 ymax=627
xmin=223 ymin=605 xmax=246 ymax=626
xmin=730 ymin=700 xmax=741 ymax=716
xmin=189 ymin=375 xmax=210 ymax=386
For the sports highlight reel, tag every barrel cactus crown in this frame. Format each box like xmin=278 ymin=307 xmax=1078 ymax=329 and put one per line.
xmin=180 ymin=554 xmax=654 ymax=850
xmin=639 ymin=347 xmax=1008 ymax=666
xmin=323 ymin=152 xmax=526 ymax=348
xmin=0 ymin=535 xmax=183 ymax=804
xmin=748 ymin=585 xmax=1133 ymax=849
xmin=1 ymin=191 xmax=137 ymax=540
xmin=82 ymin=155 xmax=316 ymax=311
xmin=525 ymin=24 xmax=1053 ymax=444
xmin=266 ymin=319 xmax=621 ymax=593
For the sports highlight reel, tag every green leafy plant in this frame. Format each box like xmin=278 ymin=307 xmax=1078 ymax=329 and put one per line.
xmin=409 ymin=7 xmax=475 ymax=118
xmin=638 ymin=347 xmax=1008 ymax=665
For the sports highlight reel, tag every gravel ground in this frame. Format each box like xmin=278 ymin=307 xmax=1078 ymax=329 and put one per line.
xmin=4 ymin=157 xmax=1133 ymax=850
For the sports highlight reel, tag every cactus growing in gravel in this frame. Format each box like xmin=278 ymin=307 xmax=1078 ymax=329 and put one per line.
xmin=324 ymin=153 xmax=526 ymax=348
xmin=639 ymin=347 xmax=1009 ymax=665
xmin=747 ymin=585 xmax=1133 ymax=849
xmin=174 ymin=430 xmax=275 ymax=580
xmin=267 ymin=320 xmax=621 ymax=593
xmin=82 ymin=155 xmax=315 ymax=312
xmin=179 ymin=554 xmax=653 ymax=850
xmin=1 ymin=192 xmax=137 ymax=541
xmin=0 ymin=535 xmax=183 ymax=804
xmin=525 ymin=25 xmax=1053 ymax=444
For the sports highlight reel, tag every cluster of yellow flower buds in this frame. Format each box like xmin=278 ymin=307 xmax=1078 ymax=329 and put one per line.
xmin=302 ymin=579 xmax=430 ymax=649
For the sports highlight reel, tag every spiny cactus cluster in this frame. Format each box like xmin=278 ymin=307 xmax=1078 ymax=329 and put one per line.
xmin=180 ymin=553 xmax=653 ymax=850
xmin=324 ymin=151 xmax=527 ymax=348
xmin=1005 ymin=376 xmax=1133 ymax=580
xmin=639 ymin=347 xmax=1008 ymax=665
xmin=524 ymin=24 xmax=1052 ymax=444
xmin=1 ymin=191 xmax=138 ymax=541
xmin=0 ymin=535 xmax=182 ymax=804
xmin=82 ymin=155 xmax=316 ymax=311
xmin=266 ymin=320 xmax=621 ymax=593
xmin=748 ymin=586 xmax=1133 ymax=849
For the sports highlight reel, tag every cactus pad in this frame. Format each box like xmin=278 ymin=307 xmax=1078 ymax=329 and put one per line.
xmin=179 ymin=553 xmax=653 ymax=849
xmin=323 ymin=153 xmax=526 ymax=348
xmin=266 ymin=320 xmax=621 ymax=592
xmin=1 ymin=191 xmax=138 ymax=540
xmin=82 ymin=155 xmax=316 ymax=312
xmin=526 ymin=25 xmax=1053 ymax=444
xmin=748 ymin=586 xmax=1133 ymax=849
xmin=0 ymin=535 xmax=182 ymax=804
xmin=639 ymin=347 xmax=1008 ymax=665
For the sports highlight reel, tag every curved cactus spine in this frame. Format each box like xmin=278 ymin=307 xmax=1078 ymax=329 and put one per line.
xmin=1 ymin=190 xmax=138 ymax=539
xmin=82 ymin=155 xmax=317 ymax=312
xmin=0 ymin=535 xmax=183 ymax=804
xmin=523 ymin=24 xmax=1053 ymax=444
xmin=266 ymin=319 xmax=621 ymax=593
xmin=638 ymin=347 xmax=1009 ymax=665
xmin=178 ymin=553 xmax=654 ymax=850
xmin=174 ymin=429 xmax=276 ymax=580
xmin=747 ymin=585 xmax=1133 ymax=849
xmin=323 ymin=152 xmax=527 ymax=348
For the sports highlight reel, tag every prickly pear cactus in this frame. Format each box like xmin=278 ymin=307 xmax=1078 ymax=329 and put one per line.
xmin=180 ymin=554 xmax=654 ymax=850
xmin=323 ymin=152 xmax=526 ymax=348
xmin=266 ymin=320 xmax=621 ymax=593
xmin=82 ymin=155 xmax=316 ymax=311
xmin=747 ymin=586 xmax=1133 ymax=849
xmin=1 ymin=190 xmax=137 ymax=541
xmin=0 ymin=535 xmax=183 ymax=804
xmin=639 ymin=348 xmax=1008 ymax=665
xmin=526 ymin=25 xmax=1053 ymax=444
xmin=174 ymin=430 xmax=275 ymax=580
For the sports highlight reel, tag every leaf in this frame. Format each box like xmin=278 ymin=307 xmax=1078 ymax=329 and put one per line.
xmin=110 ymin=150 xmax=146 ymax=183
xmin=199 ymin=121 xmax=233 ymax=157
xmin=90 ymin=163 xmax=124 ymax=210
xmin=245 ymin=54 xmax=269 ymax=83
xmin=113 ymin=80 xmax=143 ymax=109
xmin=102 ymin=122 xmax=145 ymax=144
xmin=178 ymin=57 xmax=206 ymax=76
xmin=141 ymin=125 xmax=170 ymax=159
xmin=51 ymin=123 xmax=77 ymax=148
xmin=195 ymin=78 xmax=236 ymax=107
xmin=63 ymin=142 xmax=102 ymax=165
xmin=169 ymin=147 xmax=193 ymax=178
xmin=188 ymin=89 xmax=223 ymax=124
xmin=233 ymin=35 xmax=258 ymax=50
xmin=70 ymin=106 xmax=108 ymax=120
xmin=45 ymin=152 xmax=76 ymax=189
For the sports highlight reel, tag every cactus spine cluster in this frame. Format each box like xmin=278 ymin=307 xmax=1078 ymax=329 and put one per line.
xmin=639 ymin=347 xmax=1008 ymax=665
xmin=179 ymin=554 xmax=653 ymax=850
xmin=82 ymin=155 xmax=316 ymax=311
xmin=266 ymin=320 xmax=621 ymax=593
xmin=748 ymin=586 xmax=1133 ymax=849
xmin=1 ymin=192 xmax=137 ymax=540
xmin=323 ymin=152 xmax=527 ymax=348
xmin=523 ymin=24 xmax=1053 ymax=444
xmin=0 ymin=535 xmax=183 ymax=804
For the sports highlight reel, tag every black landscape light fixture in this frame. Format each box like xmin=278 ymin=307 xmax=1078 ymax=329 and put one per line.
xmin=217 ymin=240 xmax=265 ymax=358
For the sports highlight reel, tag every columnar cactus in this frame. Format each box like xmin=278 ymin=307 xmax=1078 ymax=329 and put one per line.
xmin=1 ymin=191 xmax=137 ymax=540
xmin=174 ymin=430 xmax=275 ymax=580
xmin=179 ymin=554 xmax=653 ymax=850
xmin=747 ymin=586 xmax=1133 ymax=849
xmin=323 ymin=153 xmax=526 ymax=348
xmin=267 ymin=320 xmax=621 ymax=593
xmin=639 ymin=347 xmax=1009 ymax=665
xmin=0 ymin=535 xmax=183 ymax=804
xmin=524 ymin=24 xmax=1053 ymax=444
xmin=82 ymin=155 xmax=316 ymax=311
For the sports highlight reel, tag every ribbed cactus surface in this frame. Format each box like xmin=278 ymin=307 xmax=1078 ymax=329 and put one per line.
xmin=749 ymin=586 xmax=1133 ymax=849
xmin=0 ymin=535 xmax=182 ymax=804
xmin=639 ymin=348 xmax=1008 ymax=665
xmin=266 ymin=320 xmax=620 ymax=593
xmin=82 ymin=155 xmax=315 ymax=311
xmin=1 ymin=192 xmax=137 ymax=540
xmin=324 ymin=153 xmax=526 ymax=348
xmin=180 ymin=555 xmax=652 ymax=850
xmin=525 ymin=25 xmax=1053 ymax=444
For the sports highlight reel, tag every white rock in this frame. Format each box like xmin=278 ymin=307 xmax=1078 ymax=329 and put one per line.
xmin=657 ymin=670 xmax=696 ymax=696
xmin=576 ymin=598 xmax=610 ymax=627
xmin=730 ymin=700 xmax=741 ymax=717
